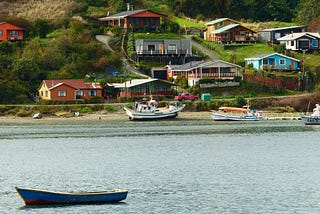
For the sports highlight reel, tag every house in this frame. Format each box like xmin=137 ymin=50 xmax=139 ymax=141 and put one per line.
xmin=166 ymin=60 xmax=241 ymax=87
xmin=277 ymin=32 xmax=320 ymax=51
xmin=0 ymin=22 xmax=24 ymax=41
xmin=244 ymin=53 xmax=300 ymax=71
xmin=112 ymin=78 xmax=175 ymax=97
xmin=258 ymin=26 xmax=307 ymax=44
xmin=99 ymin=8 xmax=164 ymax=30
xmin=135 ymin=39 xmax=192 ymax=56
xmin=38 ymin=79 xmax=103 ymax=101
xmin=134 ymin=38 xmax=192 ymax=64
xmin=204 ymin=18 xmax=256 ymax=43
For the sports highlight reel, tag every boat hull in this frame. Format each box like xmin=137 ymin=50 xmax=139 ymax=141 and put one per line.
xmin=211 ymin=113 xmax=261 ymax=121
xmin=15 ymin=187 xmax=128 ymax=205
xmin=300 ymin=115 xmax=320 ymax=125
xmin=124 ymin=106 xmax=184 ymax=121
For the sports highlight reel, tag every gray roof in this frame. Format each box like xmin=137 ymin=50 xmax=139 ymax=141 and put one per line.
xmin=167 ymin=60 xmax=241 ymax=71
xmin=258 ymin=25 xmax=306 ymax=32
xmin=277 ymin=32 xmax=320 ymax=41
xmin=245 ymin=53 xmax=300 ymax=62
xmin=113 ymin=78 xmax=174 ymax=88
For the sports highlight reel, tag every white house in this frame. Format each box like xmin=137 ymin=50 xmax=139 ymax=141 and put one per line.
xmin=277 ymin=32 xmax=320 ymax=51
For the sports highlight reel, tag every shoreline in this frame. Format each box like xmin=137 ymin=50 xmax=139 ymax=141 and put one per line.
xmin=0 ymin=111 xmax=301 ymax=124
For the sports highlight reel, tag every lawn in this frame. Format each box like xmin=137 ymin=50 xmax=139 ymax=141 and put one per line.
xmin=223 ymin=43 xmax=274 ymax=65
xmin=172 ymin=16 xmax=205 ymax=29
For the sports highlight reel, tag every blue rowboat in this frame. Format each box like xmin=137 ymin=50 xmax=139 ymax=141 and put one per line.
xmin=15 ymin=187 xmax=128 ymax=206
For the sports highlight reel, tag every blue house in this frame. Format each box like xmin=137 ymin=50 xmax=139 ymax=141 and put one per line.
xmin=244 ymin=53 xmax=300 ymax=71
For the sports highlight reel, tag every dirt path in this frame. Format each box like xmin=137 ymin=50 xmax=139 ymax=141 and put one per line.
xmin=184 ymin=35 xmax=219 ymax=60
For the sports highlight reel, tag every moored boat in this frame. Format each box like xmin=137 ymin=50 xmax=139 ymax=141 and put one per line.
xmin=211 ymin=106 xmax=262 ymax=121
xmin=123 ymin=97 xmax=185 ymax=121
xmin=15 ymin=187 xmax=128 ymax=206
xmin=300 ymin=104 xmax=320 ymax=125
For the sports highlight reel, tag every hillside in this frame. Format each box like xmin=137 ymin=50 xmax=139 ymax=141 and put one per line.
xmin=0 ymin=0 xmax=80 ymax=22
xmin=1 ymin=0 xmax=320 ymax=105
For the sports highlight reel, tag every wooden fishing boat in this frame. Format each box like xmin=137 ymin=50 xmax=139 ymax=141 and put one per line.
xmin=211 ymin=106 xmax=262 ymax=121
xmin=300 ymin=104 xmax=320 ymax=125
xmin=15 ymin=187 xmax=128 ymax=206
xmin=124 ymin=97 xmax=185 ymax=121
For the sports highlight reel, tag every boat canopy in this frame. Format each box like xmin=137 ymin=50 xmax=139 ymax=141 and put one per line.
xmin=219 ymin=107 xmax=248 ymax=112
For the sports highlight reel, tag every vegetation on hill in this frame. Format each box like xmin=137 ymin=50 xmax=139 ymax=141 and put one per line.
xmin=0 ymin=0 xmax=320 ymax=104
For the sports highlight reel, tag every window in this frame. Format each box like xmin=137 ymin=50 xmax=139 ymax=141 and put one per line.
xmin=0 ymin=30 xmax=2 ymax=36
xmin=311 ymin=39 xmax=318 ymax=48
xmin=9 ymin=31 xmax=18 ymax=36
xmin=89 ymin=90 xmax=97 ymax=96
xmin=148 ymin=45 xmax=155 ymax=51
xmin=58 ymin=90 xmax=66 ymax=97
xmin=291 ymin=41 xmax=294 ymax=46
xmin=45 ymin=91 xmax=48 ymax=97
xmin=168 ymin=44 xmax=176 ymax=51
xmin=76 ymin=90 xmax=84 ymax=96
xmin=263 ymin=59 xmax=268 ymax=65
xmin=279 ymin=59 xmax=285 ymax=65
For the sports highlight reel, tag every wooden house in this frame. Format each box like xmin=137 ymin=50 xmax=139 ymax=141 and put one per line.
xmin=277 ymin=32 xmax=320 ymax=51
xmin=258 ymin=26 xmax=307 ymax=44
xmin=166 ymin=60 xmax=241 ymax=87
xmin=99 ymin=9 xmax=164 ymax=30
xmin=244 ymin=53 xmax=300 ymax=71
xmin=112 ymin=78 xmax=175 ymax=97
xmin=38 ymin=79 xmax=103 ymax=101
xmin=0 ymin=22 xmax=24 ymax=41
xmin=204 ymin=18 xmax=256 ymax=43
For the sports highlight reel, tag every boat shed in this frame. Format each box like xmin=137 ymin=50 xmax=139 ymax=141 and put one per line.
xmin=112 ymin=78 xmax=175 ymax=98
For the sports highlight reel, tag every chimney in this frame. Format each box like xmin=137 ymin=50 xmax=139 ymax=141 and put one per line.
xmin=127 ymin=3 xmax=130 ymax=11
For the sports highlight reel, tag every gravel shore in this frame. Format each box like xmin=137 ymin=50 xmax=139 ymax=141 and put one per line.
xmin=0 ymin=111 xmax=213 ymax=124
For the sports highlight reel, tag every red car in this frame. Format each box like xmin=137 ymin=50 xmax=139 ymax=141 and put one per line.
xmin=174 ymin=93 xmax=199 ymax=101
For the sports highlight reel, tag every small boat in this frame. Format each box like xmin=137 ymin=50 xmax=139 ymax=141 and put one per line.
xmin=15 ymin=187 xmax=128 ymax=206
xmin=123 ymin=97 xmax=185 ymax=121
xmin=211 ymin=106 xmax=262 ymax=121
xmin=32 ymin=113 xmax=42 ymax=119
xmin=300 ymin=104 xmax=320 ymax=125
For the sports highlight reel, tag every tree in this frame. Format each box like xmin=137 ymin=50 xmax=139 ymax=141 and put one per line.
xmin=266 ymin=0 xmax=293 ymax=21
xmin=308 ymin=18 xmax=320 ymax=32
xmin=35 ymin=19 xmax=50 ymax=38
xmin=296 ymin=0 xmax=320 ymax=25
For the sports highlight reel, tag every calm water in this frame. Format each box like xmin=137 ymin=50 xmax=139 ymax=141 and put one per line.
xmin=1 ymin=118 xmax=320 ymax=213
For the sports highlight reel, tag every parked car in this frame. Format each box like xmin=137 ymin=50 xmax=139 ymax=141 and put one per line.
xmin=174 ymin=93 xmax=199 ymax=101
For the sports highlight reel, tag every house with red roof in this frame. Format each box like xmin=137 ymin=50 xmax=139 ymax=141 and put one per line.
xmin=99 ymin=8 xmax=164 ymax=29
xmin=38 ymin=79 xmax=103 ymax=101
xmin=0 ymin=22 xmax=24 ymax=41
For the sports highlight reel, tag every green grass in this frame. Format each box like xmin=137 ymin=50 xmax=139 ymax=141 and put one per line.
xmin=242 ymin=21 xmax=300 ymax=32
xmin=291 ymin=51 xmax=320 ymax=72
xmin=85 ymin=6 xmax=107 ymax=18
xmin=172 ymin=16 xmax=205 ymax=29
xmin=134 ymin=32 xmax=184 ymax=39
xmin=223 ymin=43 xmax=274 ymax=64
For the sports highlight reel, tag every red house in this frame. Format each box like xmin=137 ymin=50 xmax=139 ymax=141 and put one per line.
xmin=99 ymin=9 xmax=164 ymax=29
xmin=0 ymin=22 xmax=24 ymax=41
xmin=38 ymin=79 xmax=103 ymax=101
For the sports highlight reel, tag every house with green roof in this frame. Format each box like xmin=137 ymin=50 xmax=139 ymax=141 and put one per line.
xmin=204 ymin=18 xmax=256 ymax=43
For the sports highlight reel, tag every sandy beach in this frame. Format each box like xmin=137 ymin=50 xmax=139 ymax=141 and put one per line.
xmin=0 ymin=111 xmax=213 ymax=124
